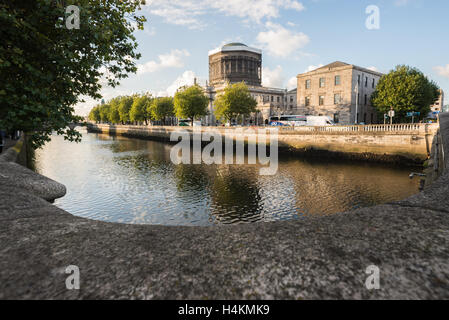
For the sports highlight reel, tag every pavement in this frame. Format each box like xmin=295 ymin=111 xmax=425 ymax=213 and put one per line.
xmin=0 ymin=115 xmax=448 ymax=299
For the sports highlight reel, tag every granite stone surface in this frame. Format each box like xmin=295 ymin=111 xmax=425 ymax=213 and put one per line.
xmin=0 ymin=115 xmax=448 ymax=299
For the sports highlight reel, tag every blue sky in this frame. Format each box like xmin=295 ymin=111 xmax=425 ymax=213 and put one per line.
xmin=76 ymin=0 xmax=449 ymax=115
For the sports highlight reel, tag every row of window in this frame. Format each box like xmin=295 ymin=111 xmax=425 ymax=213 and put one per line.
xmin=304 ymin=93 xmax=372 ymax=106
xmin=358 ymin=74 xmax=376 ymax=88
xmin=250 ymin=94 xmax=296 ymax=104
xmin=305 ymin=94 xmax=342 ymax=106
xmin=305 ymin=76 xmax=341 ymax=89
xmin=305 ymin=75 xmax=377 ymax=89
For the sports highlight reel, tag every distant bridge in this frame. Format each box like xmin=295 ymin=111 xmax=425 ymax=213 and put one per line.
xmin=67 ymin=122 xmax=87 ymax=130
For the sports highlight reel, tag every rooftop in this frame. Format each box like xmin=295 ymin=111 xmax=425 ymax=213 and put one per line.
xmin=299 ymin=61 xmax=384 ymax=76
xmin=223 ymin=42 xmax=247 ymax=47
xmin=208 ymin=42 xmax=262 ymax=56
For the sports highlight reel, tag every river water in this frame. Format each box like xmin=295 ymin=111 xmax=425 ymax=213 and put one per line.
xmin=33 ymin=128 xmax=421 ymax=226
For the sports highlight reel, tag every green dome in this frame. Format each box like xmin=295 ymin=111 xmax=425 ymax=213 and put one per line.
xmin=223 ymin=42 xmax=247 ymax=47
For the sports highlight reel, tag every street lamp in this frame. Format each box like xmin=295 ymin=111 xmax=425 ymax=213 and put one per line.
xmin=354 ymin=82 xmax=359 ymax=124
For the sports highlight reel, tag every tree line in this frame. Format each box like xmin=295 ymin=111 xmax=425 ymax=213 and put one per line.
xmin=89 ymin=93 xmax=175 ymax=125
xmin=88 ymin=82 xmax=258 ymax=126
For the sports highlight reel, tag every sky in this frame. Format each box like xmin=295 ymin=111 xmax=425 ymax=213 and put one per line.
xmin=75 ymin=0 xmax=449 ymax=116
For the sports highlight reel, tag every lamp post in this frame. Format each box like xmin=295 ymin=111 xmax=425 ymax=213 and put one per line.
xmin=354 ymin=83 xmax=359 ymax=124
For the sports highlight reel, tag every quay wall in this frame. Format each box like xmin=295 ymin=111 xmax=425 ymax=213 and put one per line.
xmin=87 ymin=123 xmax=439 ymax=164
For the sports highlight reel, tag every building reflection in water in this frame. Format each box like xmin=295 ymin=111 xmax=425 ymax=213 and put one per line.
xmin=34 ymin=128 xmax=421 ymax=226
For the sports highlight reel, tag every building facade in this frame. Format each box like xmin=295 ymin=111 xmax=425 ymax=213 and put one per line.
xmin=208 ymin=43 xmax=262 ymax=87
xmin=296 ymin=62 xmax=383 ymax=125
xmin=205 ymin=43 xmax=296 ymax=125
xmin=429 ymin=89 xmax=444 ymax=118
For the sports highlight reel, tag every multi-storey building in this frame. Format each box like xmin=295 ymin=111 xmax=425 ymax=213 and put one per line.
xmin=429 ymin=89 xmax=444 ymax=118
xmin=205 ymin=43 xmax=296 ymax=125
xmin=296 ymin=62 xmax=383 ymax=124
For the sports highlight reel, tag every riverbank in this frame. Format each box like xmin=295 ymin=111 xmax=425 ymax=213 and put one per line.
xmin=87 ymin=123 xmax=438 ymax=165
xmin=0 ymin=115 xmax=448 ymax=299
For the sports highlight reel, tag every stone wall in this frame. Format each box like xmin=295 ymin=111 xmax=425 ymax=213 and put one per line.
xmin=87 ymin=123 xmax=438 ymax=164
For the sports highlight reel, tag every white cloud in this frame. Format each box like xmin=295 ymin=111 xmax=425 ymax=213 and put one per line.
xmin=158 ymin=70 xmax=198 ymax=97
xmin=367 ymin=66 xmax=379 ymax=72
xmin=256 ymin=22 xmax=310 ymax=57
xmin=262 ymin=65 xmax=285 ymax=88
xmin=143 ymin=26 xmax=156 ymax=36
xmin=287 ymin=76 xmax=297 ymax=90
xmin=434 ymin=64 xmax=449 ymax=79
xmin=137 ymin=49 xmax=190 ymax=75
xmin=145 ymin=0 xmax=305 ymax=29
xmin=304 ymin=64 xmax=324 ymax=73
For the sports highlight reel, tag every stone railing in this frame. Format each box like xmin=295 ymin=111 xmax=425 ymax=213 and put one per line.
xmin=279 ymin=123 xmax=438 ymax=134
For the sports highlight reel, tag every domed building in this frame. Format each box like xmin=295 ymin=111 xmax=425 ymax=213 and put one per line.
xmin=208 ymin=43 xmax=262 ymax=87
xmin=205 ymin=42 xmax=297 ymax=125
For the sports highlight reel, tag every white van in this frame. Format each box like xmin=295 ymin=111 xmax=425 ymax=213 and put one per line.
xmin=306 ymin=116 xmax=335 ymax=126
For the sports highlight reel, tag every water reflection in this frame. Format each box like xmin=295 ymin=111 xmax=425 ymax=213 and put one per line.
xmin=33 ymin=128 xmax=421 ymax=226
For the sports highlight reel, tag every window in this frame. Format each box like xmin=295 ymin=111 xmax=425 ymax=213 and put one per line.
xmin=334 ymin=94 xmax=341 ymax=104
xmin=364 ymin=94 xmax=368 ymax=105
xmin=365 ymin=76 xmax=368 ymax=87
xmin=319 ymin=95 xmax=324 ymax=106
xmin=319 ymin=77 xmax=325 ymax=88
xmin=277 ymin=96 xmax=280 ymax=102
xmin=372 ymin=78 xmax=375 ymax=88
xmin=305 ymin=97 xmax=311 ymax=106
xmin=271 ymin=96 xmax=274 ymax=102
xmin=290 ymin=96 xmax=293 ymax=103
xmin=358 ymin=75 xmax=361 ymax=85
xmin=335 ymin=75 xmax=341 ymax=86
xmin=305 ymin=79 xmax=311 ymax=89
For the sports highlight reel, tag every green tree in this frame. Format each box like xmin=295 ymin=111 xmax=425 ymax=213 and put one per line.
xmin=371 ymin=65 xmax=440 ymax=123
xmin=109 ymin=98 xmax=121 ymax=124
xmin=214 ymin=82 xmax=257 ymax=124
xmin=174 ymin=85 xmax=209 ymax=126
xmin=130 ymin=94 xmax=152 ymax=125
xmin=150 ymin=97 xmax=174 ymax=125
xmin=99 ymin=104 xmax=111 ymax=123
xmin=88 ymin=106 xmax=101 ymax=123
xmin=118 ymin=96 xmax=134 ymax=124
xmin=0 ymin=0 xmax=146 ymax=148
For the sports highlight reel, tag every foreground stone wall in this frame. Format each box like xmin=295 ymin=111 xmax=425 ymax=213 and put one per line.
xmin=0 ymin=115 xmax=448 ymax=299
xmin=87 ymin=123 xmax=438 ymax=163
